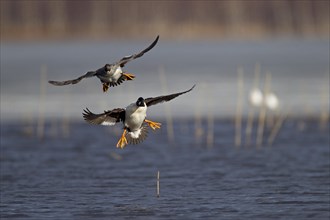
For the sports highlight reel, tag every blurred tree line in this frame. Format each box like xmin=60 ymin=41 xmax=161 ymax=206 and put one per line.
xmin=1 ymin=0 xmax=329 ymax=40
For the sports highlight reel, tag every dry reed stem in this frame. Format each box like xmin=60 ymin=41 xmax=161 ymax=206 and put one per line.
xmin=235 ymin=68 xmax=244 ymax=147
xmin=267 ymin=111 xmax=288 ymax=146
xmin=205 ymin=83 xmax=214 ymax=148
xmin=37 ymin=65 xmax=47 ymax=140
xmin=245 ymin=63 xmax=260 ymax=146
xmin=61 ymin=88 xmax=71 ymax=138
xmin=194 ymin=83 xmax=204 ymax=147
xmin=159 ymin=67 xmax=175 ymax=144
xmin=157 ymin=170 xmax=160 ymax=198
xmin=319 ymin=74 xmax=329 ymax=130
xmin=256 ymin=72 xmax=271 ymax=148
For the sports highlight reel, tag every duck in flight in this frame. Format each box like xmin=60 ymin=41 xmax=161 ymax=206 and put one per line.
xmin=48 ymin=35 xmax=159 ymax=92
xmin=82 ymin=85 xmax=195 ymax=148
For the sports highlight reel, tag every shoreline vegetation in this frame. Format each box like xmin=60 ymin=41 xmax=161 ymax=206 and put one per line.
xmin=1 ymin=1 xmax=329 ymax=41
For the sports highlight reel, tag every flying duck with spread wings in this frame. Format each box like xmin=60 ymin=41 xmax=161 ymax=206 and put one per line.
xmin=82 ymin=85 xmax=195 ymax=148
xmin=48 ymin=35 xmax=159 ymax=92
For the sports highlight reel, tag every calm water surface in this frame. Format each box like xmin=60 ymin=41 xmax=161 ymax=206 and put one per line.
xmin=1 ymin=119 xmax=329 ymax=219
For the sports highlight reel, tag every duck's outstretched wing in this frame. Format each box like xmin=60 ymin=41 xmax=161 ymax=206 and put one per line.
xmin=144 ymin=85 xmax=195 ymax=107
xmin=48 ymin=71 xmax=96 ymax=86
xmin=82 ymin=108 xmax=125 ymax=126
xmin=117 ymin=35 xmax=159 ymax=67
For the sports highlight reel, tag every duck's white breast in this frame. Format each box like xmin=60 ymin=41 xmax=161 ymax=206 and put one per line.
xmin=98 ymin=66 xmax=122 ymax=82
xmin=111 ymin=66 xmax=123 ymax=81
xmin=125 ymin=103 xmax=147 ymax=131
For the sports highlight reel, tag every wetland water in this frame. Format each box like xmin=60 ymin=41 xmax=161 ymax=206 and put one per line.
xmin=0 ymin=119 xmax=329 ymax=219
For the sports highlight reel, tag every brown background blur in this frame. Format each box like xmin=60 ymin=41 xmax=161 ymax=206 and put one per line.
xmin=1 ymin=0 xmax=329 ymax=41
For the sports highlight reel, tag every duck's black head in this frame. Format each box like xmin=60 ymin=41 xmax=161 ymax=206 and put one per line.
xmin=136 ymin=97 xmax=145 ymax=107
xmin=104 ymin=64 xmax=111 ymax=71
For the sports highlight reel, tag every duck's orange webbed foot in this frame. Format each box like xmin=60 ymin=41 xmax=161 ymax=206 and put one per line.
xmin=103 ymin=83 xmax=110 ymax=92
xmin=116 ymin=129 xmax=128 ymax=149
xmin=145 ymin=119 xmax=161 ymax=130
xmin=123 ymin=73 xmax=135 ymax=81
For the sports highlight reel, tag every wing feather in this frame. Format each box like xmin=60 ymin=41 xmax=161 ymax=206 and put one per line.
xmin=117 ymin=35 xmax=159 ymax=67
xmin=82 ymin=108 xmax=125 ymax=126
xmin=49 ymin=71 xmax=96 ymax=86
xmin=144 ymin=85 xmax=195 ymax=107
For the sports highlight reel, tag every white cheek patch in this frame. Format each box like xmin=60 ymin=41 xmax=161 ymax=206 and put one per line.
xmin=101 ymin=121 xmax=115 ymax=126
xmin=128 ymin=129 xmax=141 ymax=139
